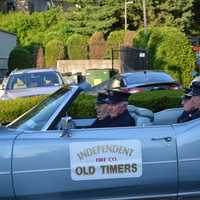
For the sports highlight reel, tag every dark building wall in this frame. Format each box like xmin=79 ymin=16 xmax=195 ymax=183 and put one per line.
xmin=30 ymin=0 xmax=48 ymax=12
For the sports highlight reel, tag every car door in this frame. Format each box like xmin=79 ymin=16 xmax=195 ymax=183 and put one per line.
xmin=13 ymin=125 xmax=178 ymax=200
xmin=173 ymin=119 xmax=200 ymax=200
xmin=0 ymin=129 xmax=18 ymax=200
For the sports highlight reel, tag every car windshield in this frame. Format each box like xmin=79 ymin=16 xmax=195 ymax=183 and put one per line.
xmin=7 ymin=86 xmax=70 ymax=131
xmin=125 ymin=72 xmax=175 ymax=85
xmin=6 ymin=71 xmax=63 ymax=90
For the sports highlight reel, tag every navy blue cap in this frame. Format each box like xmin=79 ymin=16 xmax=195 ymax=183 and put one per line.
xmin=96 ymin=92 xmax=109 ymax=104
xmin=107 ymin=90 xmax=130 ymax=104
xmin=181 ymin=88 xmax=192 ymax=101
xmin=190 ymin=81 xmax=200 ymax=96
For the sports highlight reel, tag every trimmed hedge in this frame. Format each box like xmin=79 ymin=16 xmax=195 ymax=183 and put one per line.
xmin=0 ymin=90 xmax=183 ymax=124
xmin=128 ymin=90 xmax=183 ymax=112
xmin=67 ymin=34 xmax=89 ymax=60
xmin=89 ymin=32 xmax=106 ymax=59
xmin=45 ymin=39 xmax=65 ymax=67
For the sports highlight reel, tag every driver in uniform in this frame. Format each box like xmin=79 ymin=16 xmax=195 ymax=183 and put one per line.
xmin=91 ymin=92 xmax=111 ymax=128
xmin=104 ymin=90 xmax=136 ymax=127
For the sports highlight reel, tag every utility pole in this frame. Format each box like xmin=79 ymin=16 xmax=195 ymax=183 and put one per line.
xmin=124 ymin=0 xmax=133 ymax=31
xmin=142 ymin=0 xmax=147 ymax=33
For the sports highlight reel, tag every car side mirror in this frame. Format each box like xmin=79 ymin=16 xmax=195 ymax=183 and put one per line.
xmin=59 ymin=116 xmax=75 ymax=137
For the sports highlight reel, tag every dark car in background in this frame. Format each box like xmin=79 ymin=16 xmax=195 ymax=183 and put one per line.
xmin=91 ymin=71 xmax=181 ymax=94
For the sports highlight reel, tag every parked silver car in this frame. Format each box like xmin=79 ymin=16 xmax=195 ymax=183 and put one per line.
xmin=0 ymin=68 xmax=64 ymax=100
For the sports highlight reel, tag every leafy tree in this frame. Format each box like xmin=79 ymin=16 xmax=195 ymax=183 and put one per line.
xmin=133 ymin=27 xmax=196 ymax=87
xmin=0 ymin=7 xmax=72 ymax=47
xmin=146 ymin=0 xmax=194 ymax=33
xmin=191 ymin=0 xmax=200 ymax=35
xmin=64 ymin=0 xmax=195 ymax=34
xmin=65 ymin=4 xmax=120 ymax=35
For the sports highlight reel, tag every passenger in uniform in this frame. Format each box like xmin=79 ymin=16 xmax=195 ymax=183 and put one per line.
xmin=178 ymin=82 xmax=200 ymax=123
xmin=91 ymin=92 xmax=111 ymax=128
xmin=177 ymin=88 xmax=194 ymax=123
xmin=104 ymin=90 xmax=136 ymax=127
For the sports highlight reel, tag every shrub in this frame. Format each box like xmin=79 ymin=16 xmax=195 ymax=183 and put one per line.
xmin=133 ymin=27 xmax=196 ymax=87
xmin=68 ymin=94 xmax=96 ymax=118
xmin=0 ymin=90 xmax=183 ymax=124
xmin=133 ymin=28 xmax=152 ymax=49
xmin=89 ymin=32 xmax=106 ymax=59
xmin=0 ymin=96 xmax=46 ymax=124
xmin=128 ymin=90 xmax=182 ymax=112
xmin=67 ymin=34 xmax=89 ymax=60
xmin=8 ymin=47 xmax=33 ymax=72
xmin=106 ymin=30 xmax=125 ymax=58
xmin=156 ymin=31 xmax=196 ymax=87
xmin=45 ymin=39 xmax=65 ymax=67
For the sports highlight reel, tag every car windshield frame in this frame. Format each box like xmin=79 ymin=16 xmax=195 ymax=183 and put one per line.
xmin=7 ymin=86 xmax=78 ymax=131
xmin=6 ymin=71 xmax=63 ymax=90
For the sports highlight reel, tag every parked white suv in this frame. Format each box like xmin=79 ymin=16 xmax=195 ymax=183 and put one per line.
xmin=0 ymin=68 xmax=64 ymax=100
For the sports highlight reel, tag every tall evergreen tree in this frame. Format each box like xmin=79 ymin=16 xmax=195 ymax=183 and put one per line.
xmin=64 ymin=0 xmax=195 ymax=35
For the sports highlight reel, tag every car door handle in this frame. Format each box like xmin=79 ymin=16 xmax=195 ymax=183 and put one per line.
xmin=151 ymin=137 xmax=172 ymax=142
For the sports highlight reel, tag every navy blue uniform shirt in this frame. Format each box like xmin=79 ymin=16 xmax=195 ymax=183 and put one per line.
xmin=91 ymin=110 xmax=135 ymax=128
xmin=177 ymin=108 xmax=200 ymax=123
xmin=104 ymin=109 xmax=135 ymax=127
xmin=91 ymin=116 xmax=111 ymax=128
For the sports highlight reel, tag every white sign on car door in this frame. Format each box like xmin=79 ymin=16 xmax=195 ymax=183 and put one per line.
xmin=70 ymin=140 xmax=142 ymax=181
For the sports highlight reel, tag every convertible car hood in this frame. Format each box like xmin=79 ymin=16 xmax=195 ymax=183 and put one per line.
xmin=5 ymin=86 xmax=61 ymax=99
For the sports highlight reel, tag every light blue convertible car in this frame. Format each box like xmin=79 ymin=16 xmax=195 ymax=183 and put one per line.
xmin=0 ymin=84 xmax=200 ymax=200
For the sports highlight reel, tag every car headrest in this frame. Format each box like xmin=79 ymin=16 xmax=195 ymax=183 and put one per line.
xmin=128 ymin=105 xmax=154 ymax=122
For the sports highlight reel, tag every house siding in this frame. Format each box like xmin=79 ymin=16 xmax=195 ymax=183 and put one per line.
xmin=0 ymin=30 xmax=17 ymax=78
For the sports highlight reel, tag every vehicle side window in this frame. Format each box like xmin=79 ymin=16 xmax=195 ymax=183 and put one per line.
xmin=43 ymin=73 xmax=60 ymax=86
xmin=13 ymin=78 xmax=27 ymax=89
xmin=7 ymin=75 xmax=27 ymax=90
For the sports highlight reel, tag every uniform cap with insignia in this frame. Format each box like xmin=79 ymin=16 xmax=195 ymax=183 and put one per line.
xmin=181 ymin=88 xmax=192 ymax=101
xmin=96 ymin=92 xmax=109 ymax=104
xmin=107 ymin=90 xmax=130 ymax=104
xmin=190 ymin=81 xmax=200 ymax=96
